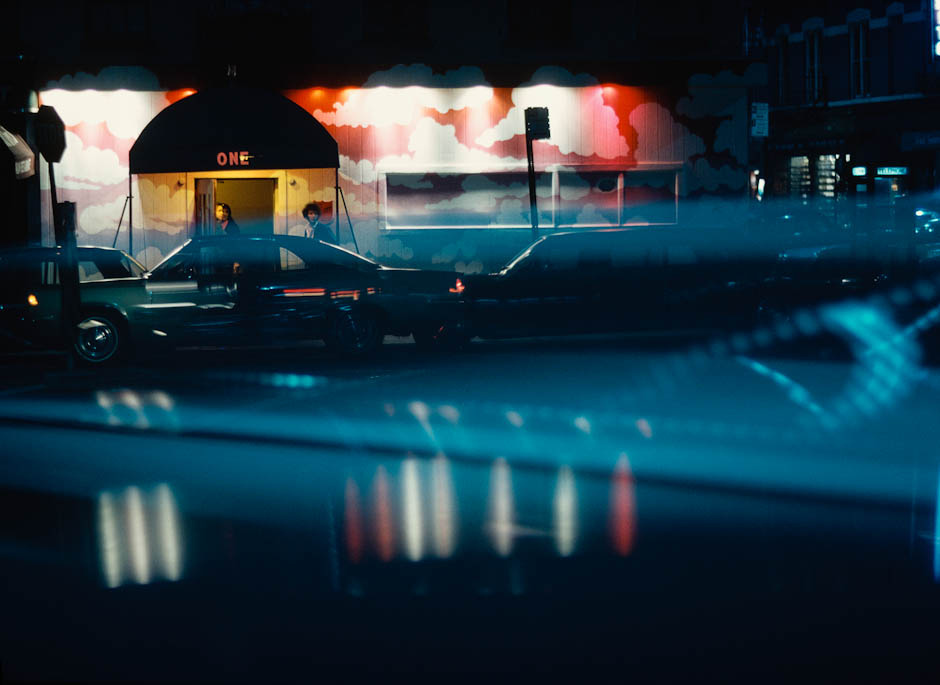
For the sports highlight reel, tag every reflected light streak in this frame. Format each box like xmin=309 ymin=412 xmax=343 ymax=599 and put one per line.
xmin=610 ymin=454 xmax=637 ymax=556
xmin=345 ymin=478 xmax=364 ymax=564
xmin=506 ymin=410 xmax=524 ymax=428
xmin=636 ymin=418 xmax=653 ymax=439
xmin=401 ymin=459 xmax=424 ymax=562
xmin=97 ymin=492 xmax=122 ymax=588
xmin=574 ymin=416 xmax=591 ymax=435
xmin=372 ymin=466 xmax=395 ymax=562
xmin=125 ymin=486 xmax=150 ymax=584
xmin=934 ymin=466 xmax=940 ymax=583
xmin=431 ymin=455 xmax=457 ymax=558
xmin=154 ymin=484 xmax=182 ymax=581
xmin=488 ymin=458 xmax=515 ymax=557
xmin=553 ymin=465 xmax=578 ymax=557
xmin=438 ymin=405 xmax=460 ymax=424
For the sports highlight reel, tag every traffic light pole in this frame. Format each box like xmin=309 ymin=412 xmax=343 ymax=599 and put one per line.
xmin=526 ymin=131 xmax=538 ymax=242
xmin=524 ymin=107 xmax=550 ymax=243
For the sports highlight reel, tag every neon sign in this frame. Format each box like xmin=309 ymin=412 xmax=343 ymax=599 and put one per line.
xmin=852 ymin=166 xmax=867 ymax=176
xmin=216 ymin=151 xmax=251 ymax=166
xmin=876 ymin=166 xmax=908 ymax=176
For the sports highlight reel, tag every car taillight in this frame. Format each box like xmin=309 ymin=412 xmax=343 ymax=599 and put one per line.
xmin=449 ymin=278 xmax=465 ymax=294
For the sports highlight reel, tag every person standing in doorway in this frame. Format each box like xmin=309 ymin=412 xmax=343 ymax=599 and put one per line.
xmin=216 ymin=203 xmax=240 ymax=236
xmin=303 ymin=202 xmax=335 ymax=244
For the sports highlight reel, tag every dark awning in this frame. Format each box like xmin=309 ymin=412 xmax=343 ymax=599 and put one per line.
xmin=129 ymin=86 xmax=339 ymax=174
xmin=0 ymin=125 xmax=36 ymax=180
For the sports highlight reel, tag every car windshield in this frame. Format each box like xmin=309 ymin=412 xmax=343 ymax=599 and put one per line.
xmin=6 ymin=7 xmax=940 ymax=680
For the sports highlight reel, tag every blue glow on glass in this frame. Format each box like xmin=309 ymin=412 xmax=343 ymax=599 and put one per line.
xmin=934 ymin=466 xmax=940 ymax=582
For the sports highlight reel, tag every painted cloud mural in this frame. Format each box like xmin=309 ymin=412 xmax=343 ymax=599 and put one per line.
xmin=41 ymin=64 xmax=750 ymax=270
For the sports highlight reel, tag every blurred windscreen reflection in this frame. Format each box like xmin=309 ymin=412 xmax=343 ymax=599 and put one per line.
xmin=97 ymin=483 xmax=183 ymax=588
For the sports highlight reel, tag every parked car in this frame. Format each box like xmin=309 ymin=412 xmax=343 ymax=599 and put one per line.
xmin=463 ymin=228 xmax=778 ymax=340
xmin=0 ymin=236 xmax=467 ymax=363
xmin=0 ymin=245 xmax=149 ymax=360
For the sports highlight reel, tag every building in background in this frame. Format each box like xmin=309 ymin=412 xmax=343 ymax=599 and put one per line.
xmin=764 ymin=0 xmax=940 ymax=244
xmin=3 ymin=1 xmax=766 ymax=271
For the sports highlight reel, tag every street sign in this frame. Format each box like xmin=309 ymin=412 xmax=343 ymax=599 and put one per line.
xmin=525 ymin=107 xmax=551 ymax=140
xmin=35 ymin=105 xmax=66 ymax=163
xmin=750 ymin=102 xmax=768 ymax=138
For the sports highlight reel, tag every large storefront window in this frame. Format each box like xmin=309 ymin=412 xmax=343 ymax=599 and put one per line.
xmin=384 ymin=167 xmax=679 ymax=230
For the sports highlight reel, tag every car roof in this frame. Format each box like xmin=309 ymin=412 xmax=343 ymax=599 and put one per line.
xmin=0 ymin=245 xmax=132 ymax=258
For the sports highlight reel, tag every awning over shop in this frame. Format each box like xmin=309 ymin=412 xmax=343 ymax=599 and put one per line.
xmin=0 ymin=125 xmax=36 ymax=180
xmin=129 ymin=86 xmax=339 ymax=174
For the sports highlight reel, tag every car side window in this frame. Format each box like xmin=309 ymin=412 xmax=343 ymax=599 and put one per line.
xmin=152 ymin=251 xmax=196 ymax=281
xmin=541 ymin=244 xmax=578 ymax=272
xmin=41 ymin=260 xmax=59 ymax=285
xmin=279 ymin=247 xmax=310 ymax=272
xmin=78 ymin=260 xmax=103 ymax=282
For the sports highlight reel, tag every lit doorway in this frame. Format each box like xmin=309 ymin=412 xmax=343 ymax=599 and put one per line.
xmin=194 ymin=178 xmax=277 ymax=235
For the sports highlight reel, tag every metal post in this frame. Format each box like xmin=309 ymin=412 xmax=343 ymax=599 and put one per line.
xmin=526 ymin=133 xmax=539 ymax=242
xmin=48 ymin=160 xmax=60 ymax=244
xmin=335 ymin=167 xmax=340 ymax=245
xmin=128 ymin=174 xmax=133 ymax=258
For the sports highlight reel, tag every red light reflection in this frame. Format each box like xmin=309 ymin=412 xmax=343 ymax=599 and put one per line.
xmin=372 ymin=466 xmax=395 ymax=562
xmin=344 ymin=478 xmax=363 ymax=564
xmin=610 ymin=454 xmax=637 ymax=556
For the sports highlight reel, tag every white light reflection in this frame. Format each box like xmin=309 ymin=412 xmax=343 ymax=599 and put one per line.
xmin=574 ymin=416 xmax=591 ymax=435
xmin=154 ymin=484 xmax=182 ymax=581
xmin=96 ymin=483 xmax=184 ymax=588
xmin=125 ymin=486 xmax=150 ymax=584
xmin=438 ymin=405 xmax=460 ymax=424
xmin=553 ymin=465 xmax=578 ymax=557
xmin=488 ymin=458 xmax=515 ymax=557
xmin=401 ymin=459 xmax=425 ymax=562
xmin=431 ymin=455 xmax=457 ymax=558
xmin=97 ymin=492 xmax=122 ymax=588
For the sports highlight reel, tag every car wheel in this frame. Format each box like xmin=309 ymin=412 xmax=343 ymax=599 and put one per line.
xmin=326 ymin=307 xmax=383 ymax=356
xmin=73 ymin=312 xmax=126 ymax=365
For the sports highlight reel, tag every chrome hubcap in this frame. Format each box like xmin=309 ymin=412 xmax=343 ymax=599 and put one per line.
xmin=75 ymin=318 xmax=117 ymax=361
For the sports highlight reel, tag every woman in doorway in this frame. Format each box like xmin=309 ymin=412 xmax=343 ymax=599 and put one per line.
xmin=215 ymin=203 xmax=240 ymax=236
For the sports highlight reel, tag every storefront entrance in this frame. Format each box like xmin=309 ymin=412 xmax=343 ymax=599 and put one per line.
xmin=194 ymin=178 xmax=277 ymax=235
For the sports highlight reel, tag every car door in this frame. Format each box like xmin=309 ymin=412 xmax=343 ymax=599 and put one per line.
xmin=146 ymin=243 xmax=240 ymax=345
xmin=241 ymin=241 xmax=337 ymax=342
